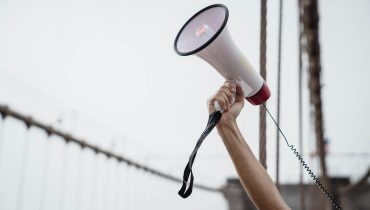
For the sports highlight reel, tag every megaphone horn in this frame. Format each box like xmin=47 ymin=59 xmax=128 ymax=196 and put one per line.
xmin=174 ymin=4 xmax=271 ymax=105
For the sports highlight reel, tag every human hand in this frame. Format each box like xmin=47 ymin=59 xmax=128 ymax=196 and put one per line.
xmin=208 ymin=80 xmax=245 ymax=123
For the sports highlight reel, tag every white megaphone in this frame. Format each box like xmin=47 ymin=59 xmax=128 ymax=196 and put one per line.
xmin=174 ymin=4 xmax=270 ymax=105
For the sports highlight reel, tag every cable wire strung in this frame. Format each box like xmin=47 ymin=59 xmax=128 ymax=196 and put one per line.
xmin=275 ymin=0 xmax=284 ymax=188
xmin=259 ymin=0 xmax=268 ymax=169
xmin=263 ymin=104 xmax=342 ymax=210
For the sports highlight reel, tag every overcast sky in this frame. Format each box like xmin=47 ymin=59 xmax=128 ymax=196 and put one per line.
xmin=0 ymin=0 xmax=369 ymax=209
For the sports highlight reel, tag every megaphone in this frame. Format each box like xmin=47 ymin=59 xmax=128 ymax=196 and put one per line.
xmin=174 ymin=4 xmax=270 ymax=105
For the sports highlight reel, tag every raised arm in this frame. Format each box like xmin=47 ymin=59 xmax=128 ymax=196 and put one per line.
xmin=208 ymin=81 xmax=290 ymax=210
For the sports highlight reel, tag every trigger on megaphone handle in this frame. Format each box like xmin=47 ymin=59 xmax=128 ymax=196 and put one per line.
xmin=213 ymin=80 xmax=237 ymax=113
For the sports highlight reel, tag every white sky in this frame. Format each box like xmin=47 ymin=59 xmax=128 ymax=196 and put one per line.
xmin=0 ymin=0 xmax=369 ymax=209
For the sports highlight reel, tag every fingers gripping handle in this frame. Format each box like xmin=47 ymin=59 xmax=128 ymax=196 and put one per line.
xmin=214 ymin=98 xmax=235 ymax=112
xmin=214 ymin=80 xmax=237 ymax=113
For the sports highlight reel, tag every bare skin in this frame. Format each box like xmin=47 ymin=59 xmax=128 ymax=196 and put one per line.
xmin=208 ymin=81 xmax=290 ymax=210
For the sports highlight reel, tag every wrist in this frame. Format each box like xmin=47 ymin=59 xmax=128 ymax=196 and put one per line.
xmin=216 ymin=117 xmax=244 ymax=146
xmin=217 ymin=116 xmax=237 ymax=132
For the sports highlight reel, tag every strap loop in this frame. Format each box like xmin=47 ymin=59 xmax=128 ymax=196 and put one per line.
xmin=178 ymin=111 xmax=222 ymax=198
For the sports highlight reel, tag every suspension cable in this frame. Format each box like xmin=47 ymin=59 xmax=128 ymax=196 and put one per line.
xmin=275 ymin=0 xmax=283 ymax=188
xmin=259 ymin=0 xmax=268 ymax=169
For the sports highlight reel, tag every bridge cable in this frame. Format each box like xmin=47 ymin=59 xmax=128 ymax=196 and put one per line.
xmin=259 ymin=0 xmax=268 ymax=169
xmin=15 ymin=132 xmax=30 ymax=210
xmin=39 ymin=136 xmax=51 ymax=210
xmin=298 ymin=0 xmax=306 ymax=208
xmin=275 ymin=0 xmax=283 ymax=189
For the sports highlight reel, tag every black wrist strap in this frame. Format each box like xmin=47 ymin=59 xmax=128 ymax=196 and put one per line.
xmin=178 ymin=111 xmax=222 ymax=198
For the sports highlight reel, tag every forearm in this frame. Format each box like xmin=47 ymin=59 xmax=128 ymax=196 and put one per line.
xmin=217 ymin=119 xmax=290 ymax=210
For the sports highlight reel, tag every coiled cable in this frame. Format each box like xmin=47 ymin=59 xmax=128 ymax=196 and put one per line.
xmin=263 ymin=104 xmax=342 ymax=209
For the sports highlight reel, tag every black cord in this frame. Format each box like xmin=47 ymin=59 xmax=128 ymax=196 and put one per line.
xmin=263 ymin=104 xmax=342 ymax=209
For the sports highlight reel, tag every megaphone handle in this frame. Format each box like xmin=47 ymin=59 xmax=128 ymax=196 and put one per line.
xmin=213 ymin=87 xmax=236 ymax=113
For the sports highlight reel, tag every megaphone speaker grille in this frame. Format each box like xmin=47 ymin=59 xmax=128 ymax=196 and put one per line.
xmin=174 ymin=4 xmax=228 ymax=56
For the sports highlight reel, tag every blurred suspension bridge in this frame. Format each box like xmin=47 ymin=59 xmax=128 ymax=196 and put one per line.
xmin=0 ymin=104 xmax=225 ymax=210
xmin=0 ymin=102 xmax=369 ymax=210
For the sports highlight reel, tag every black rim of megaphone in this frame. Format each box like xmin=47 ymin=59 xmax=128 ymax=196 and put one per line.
xmin=174 ymin=4 xmax=229 ymax=56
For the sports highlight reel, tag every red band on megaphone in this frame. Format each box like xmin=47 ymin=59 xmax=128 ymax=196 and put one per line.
xmin=246 ymin=82 xmax=271 ymax=105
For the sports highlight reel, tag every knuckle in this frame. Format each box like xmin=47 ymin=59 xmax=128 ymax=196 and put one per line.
xmin=214 ymin=95 xmax=222 ymax=102
xmin=221 ymin=86 xmax=233 ymax=95
xmin=216 ymin=90 xmax=225 ymax=97
xmin=225 ymin=90 xmax=232 ymax=97
xmin=221 ymin=86 xmax=230 ymax=91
